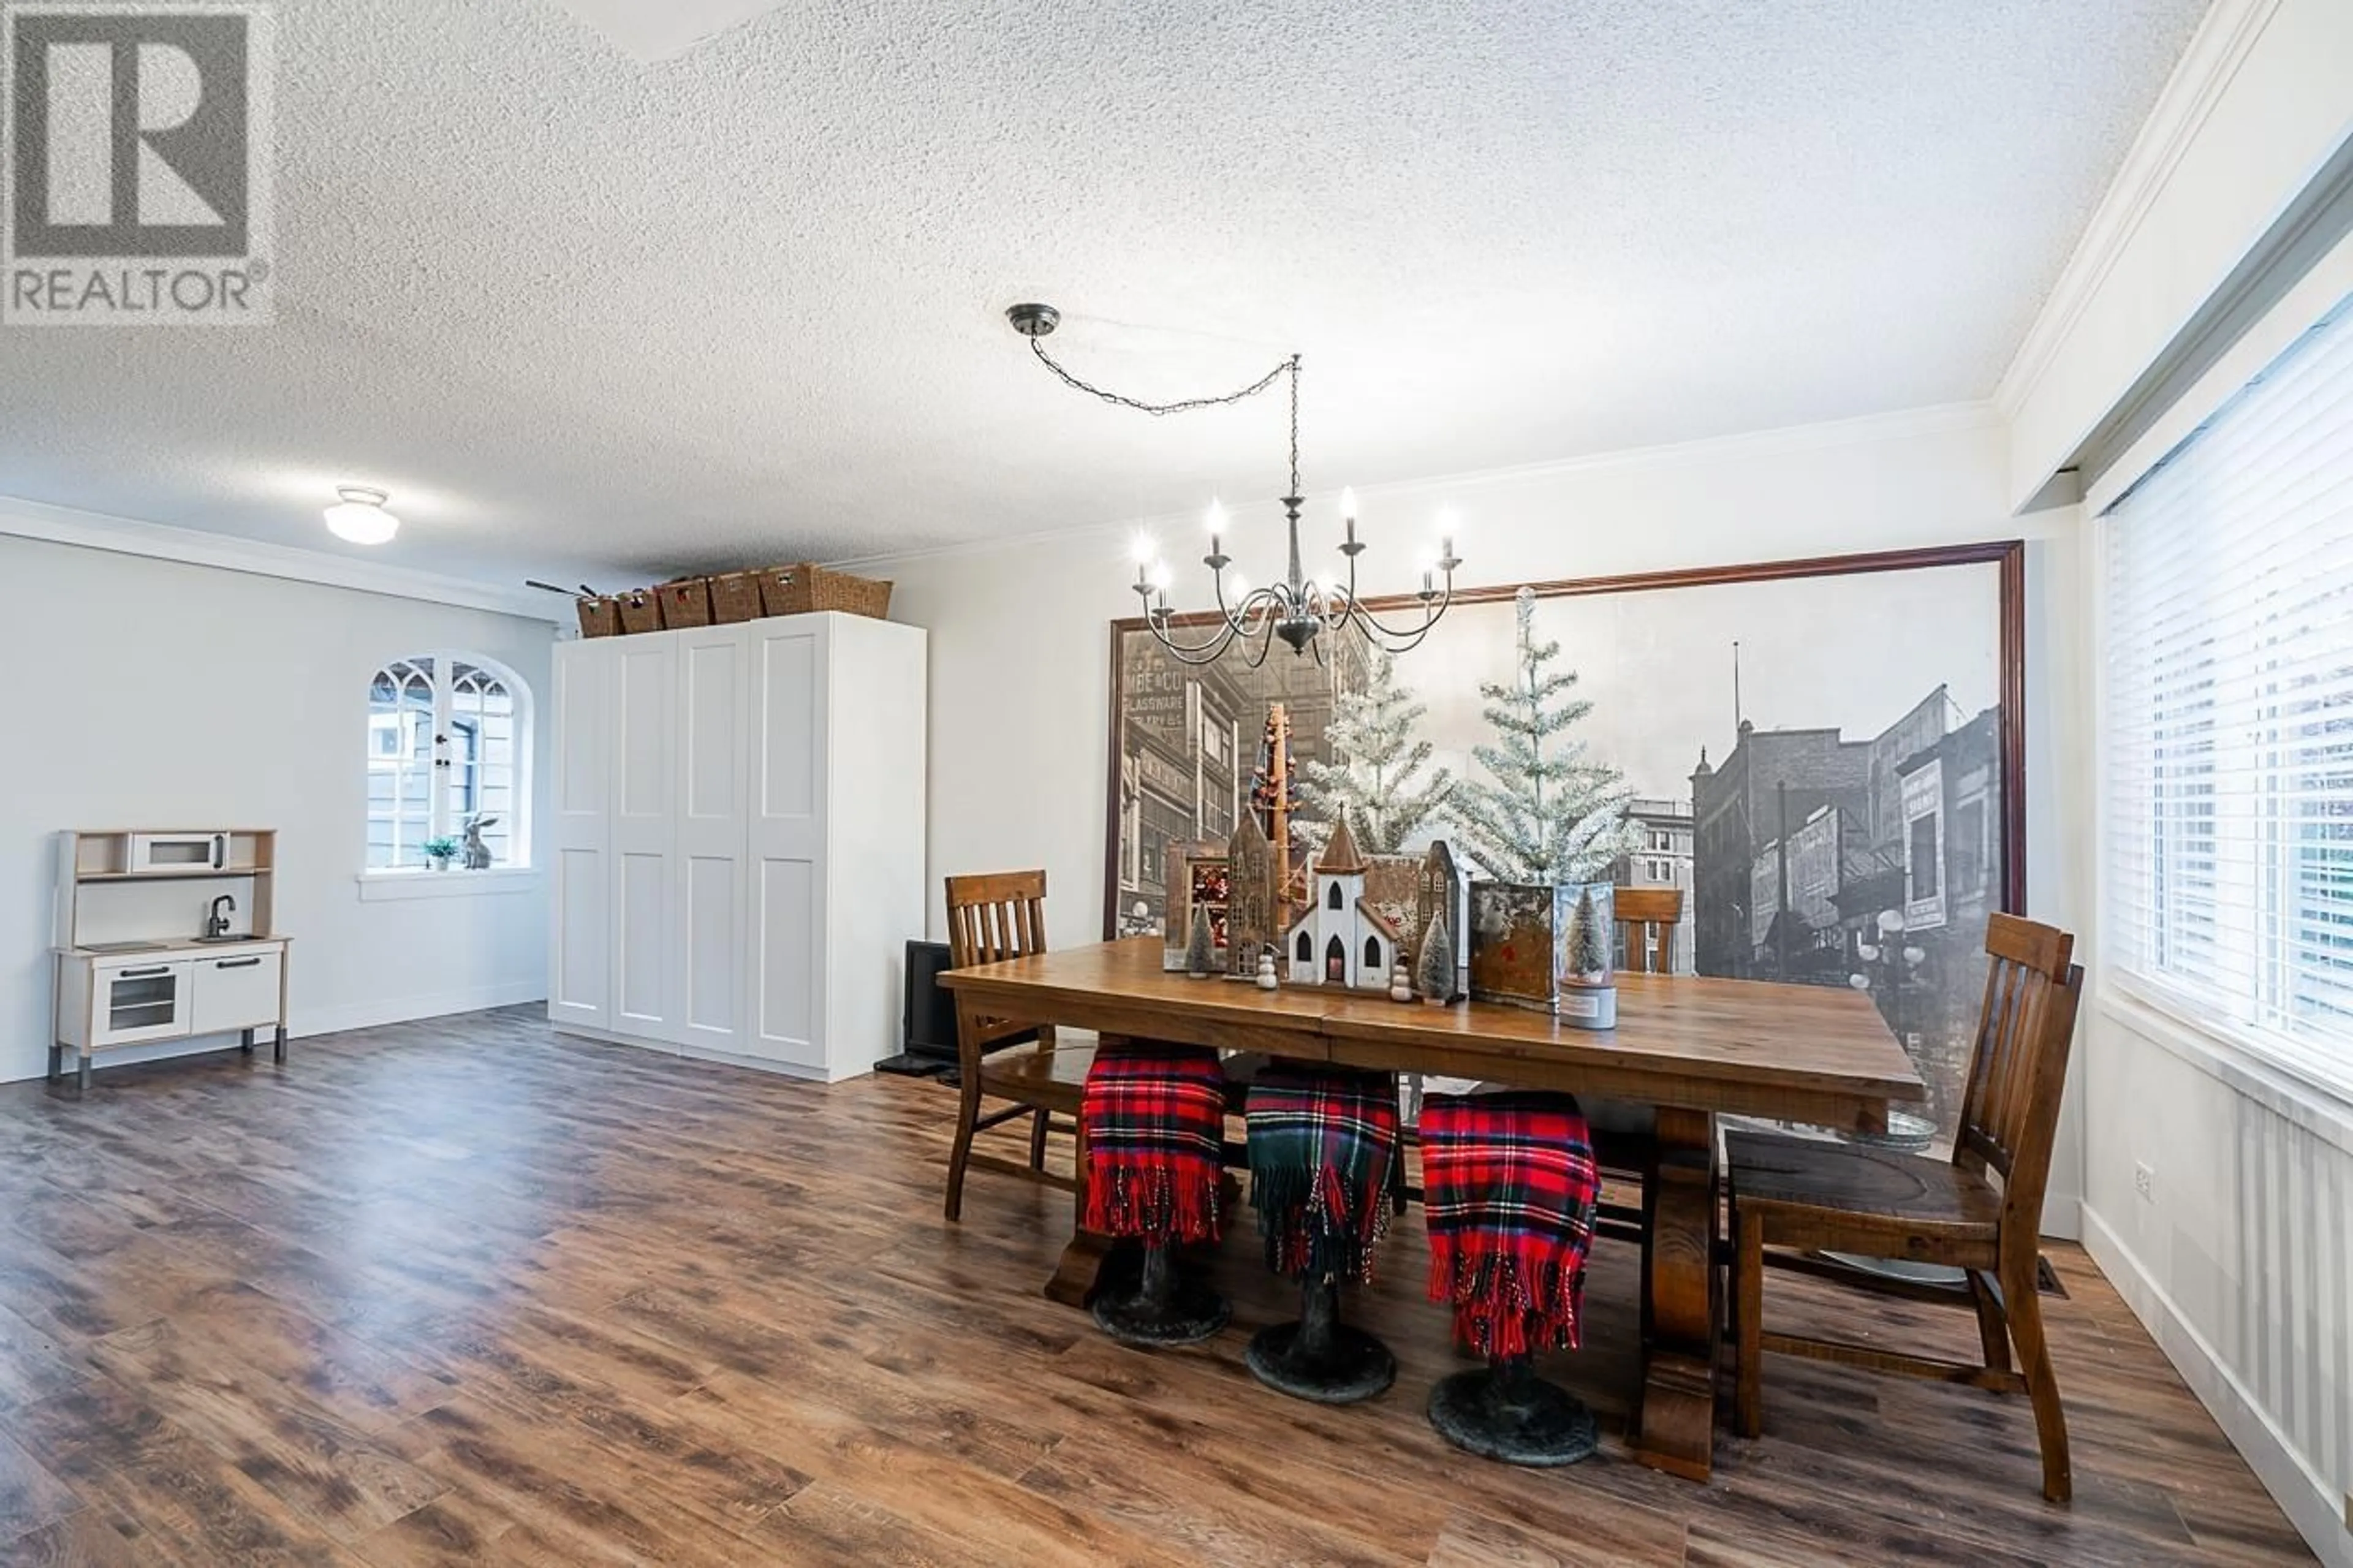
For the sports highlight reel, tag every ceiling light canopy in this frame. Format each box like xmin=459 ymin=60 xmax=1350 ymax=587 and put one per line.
xmin=324 ymin=485 xmax=399 ymax=545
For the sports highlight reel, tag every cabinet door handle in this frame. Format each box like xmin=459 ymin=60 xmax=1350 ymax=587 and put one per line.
xmin=213 ymin=957 xmax=263 ymax=970
xmin=117 ymin=966 xmax=170 ymax=978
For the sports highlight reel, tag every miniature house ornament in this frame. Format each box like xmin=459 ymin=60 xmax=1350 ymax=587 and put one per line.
xmin=1224 ymin=812 xmax=1281 ymax=981
xmin=1162 ymin=839 xmax=1224 ymax=972
xmin=1284 ymin=818 xmax=1403 ymax=991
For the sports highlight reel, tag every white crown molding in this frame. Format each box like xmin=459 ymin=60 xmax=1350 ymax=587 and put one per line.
xmin=1992 ymin=0 xmax=2284 ymax=420
xmin=0 ymin=493 xmax=569 ymax=623
xmin=825 ymin=400 xmax=2002 ymax=573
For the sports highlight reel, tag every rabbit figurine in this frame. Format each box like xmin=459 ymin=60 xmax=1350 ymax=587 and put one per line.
xmin=460 ymin=814 xmax=499 ymax=870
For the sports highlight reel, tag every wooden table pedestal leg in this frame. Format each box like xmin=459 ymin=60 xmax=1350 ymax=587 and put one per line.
xmin=1634 ymin=1105 xmax=1720 ymax=1480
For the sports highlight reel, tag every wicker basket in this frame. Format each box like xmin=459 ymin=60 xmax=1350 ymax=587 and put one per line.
xmin=616 ymin=588 xmax=665 ymax=634
xmin=756 ymin=563 xmax=893 ymax=620
xmin=657 ymin=577 xmax=713 ymax=629
xmin=576 ymin=596 xmax=622 ymax=638
xmin=708 ymin=570 xmax=764 ymax=623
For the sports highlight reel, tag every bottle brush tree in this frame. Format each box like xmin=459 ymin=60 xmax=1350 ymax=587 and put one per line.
xmin=1565 ymin=885 xmax=1612 ymax=982
xmin=1185 ymin=906 xmax=1218 ymax=977
xmin=1414 ymin=907 xmax=1456 ymax=1001
xmin=1447 ymin=586 xmax=1642 ymax=885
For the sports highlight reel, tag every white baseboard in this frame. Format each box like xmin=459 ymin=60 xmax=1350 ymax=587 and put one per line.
xmin=548 ymin=1020 xmax=858 ymax=1083
xmin=294 ymin=981 xmax=547 ymax=1040
xmin=2 ymin=982 xmax=548 ymax=1085
xmin=2080 ymin=1204 xmax=2353 ymax=1568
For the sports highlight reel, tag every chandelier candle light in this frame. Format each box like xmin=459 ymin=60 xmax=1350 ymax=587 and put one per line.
xmin=1007 ymin=302 xmax=1463 ymax=667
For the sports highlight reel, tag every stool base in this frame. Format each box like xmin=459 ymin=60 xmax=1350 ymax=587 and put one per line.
xmin=1247 ymin=1319 xmax=1396 ymax=1404
xmin=1091 ymin=1242 xmax=1230 ymax=1347
xmin=1245 ymin=1276 xmax=1395 ymax=1404
xmin=1428 ymin=1363 xmax=1598 ymax=1467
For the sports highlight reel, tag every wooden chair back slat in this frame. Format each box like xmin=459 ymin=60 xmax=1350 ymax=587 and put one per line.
xmin=1953 ymin=913 xmax=2082 ymax=1248
xmin=945 ymin=870 xmax=1049 ymax=969
xmin=1613 ymin=887 xmax=1684 ymax=975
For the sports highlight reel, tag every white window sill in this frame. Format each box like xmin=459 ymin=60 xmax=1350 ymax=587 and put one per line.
xmin=355 ymin=868 xmax=540 ymax=903
xmin=2096 ymin=979 xmax=2353 ymax=1159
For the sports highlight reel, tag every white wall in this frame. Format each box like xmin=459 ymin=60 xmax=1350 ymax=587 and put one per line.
xmin=849 ymin=403 xmax=2094 ymax=1235
xmin=0 ymin=532 xmax=556 ymax=1085
xmin=2006 ymin=3 xmax=2353 ymax=1559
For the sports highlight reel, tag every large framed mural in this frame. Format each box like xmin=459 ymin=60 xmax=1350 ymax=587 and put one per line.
xmin=1103 ymin=542 xmax=2026 ymax=1145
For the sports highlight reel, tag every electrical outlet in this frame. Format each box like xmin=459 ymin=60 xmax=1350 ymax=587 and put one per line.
xmin=2134 ymin=1163 xmax=2156 ymax=1203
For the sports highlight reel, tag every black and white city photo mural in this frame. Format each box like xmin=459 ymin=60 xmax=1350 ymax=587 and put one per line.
xmin=1105 ymin=542 xmax=2024 ymax=1150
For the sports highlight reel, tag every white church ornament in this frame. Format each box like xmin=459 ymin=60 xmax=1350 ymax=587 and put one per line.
xmin=1283 ymin=818 xmax=1403 ymax=992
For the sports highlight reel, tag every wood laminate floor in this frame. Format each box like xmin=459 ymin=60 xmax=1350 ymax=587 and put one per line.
xmin=0 ymin=1007 xmax=2314 ymax=1566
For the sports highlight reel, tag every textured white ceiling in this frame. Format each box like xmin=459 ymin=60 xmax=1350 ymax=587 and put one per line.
xmin=543 ymin=0 xmax=790 ymax=64
xmin=0 ymin=0 xmax=2208 ymax=586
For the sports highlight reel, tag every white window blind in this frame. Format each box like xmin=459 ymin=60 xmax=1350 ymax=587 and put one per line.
xmin=2104 ymin=297 xmax=2353 ymax=1096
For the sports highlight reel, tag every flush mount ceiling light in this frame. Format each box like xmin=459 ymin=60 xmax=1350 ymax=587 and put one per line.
xmin=1006 ymin=302 xmax=1460 ymax=668
xmin=324 ymin=485 xmax=399 ymax=545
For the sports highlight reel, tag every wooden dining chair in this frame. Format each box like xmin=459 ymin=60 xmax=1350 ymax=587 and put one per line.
xmin=1727 ymin=912 xmax=2085 ymax=1501
xmin=1613 ymin=887 xmax=1683 ymax=975
xmin=941 ymin=871 xmax=1094 ymax=1222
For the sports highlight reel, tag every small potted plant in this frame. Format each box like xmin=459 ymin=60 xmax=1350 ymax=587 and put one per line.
xmin=422 ymin=835 xmax=461 ymax=872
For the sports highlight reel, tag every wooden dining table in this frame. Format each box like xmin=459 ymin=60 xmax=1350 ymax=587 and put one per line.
xmin=939 ymin=936 xmax=1925 ymax=1483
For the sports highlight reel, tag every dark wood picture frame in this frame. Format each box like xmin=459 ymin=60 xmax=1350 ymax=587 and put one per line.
xmin=1103 ymin=539 xmax=2027 ymax=940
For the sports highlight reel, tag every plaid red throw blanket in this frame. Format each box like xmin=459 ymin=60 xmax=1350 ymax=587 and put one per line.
xmin=1245 ymin=1067 xmax=1400 ymax=1284
xmin=1081 ymin=1045 xmax=1227 ymax=1245
xmin=1420 ymin=1091 xmax=1600 ymax=1358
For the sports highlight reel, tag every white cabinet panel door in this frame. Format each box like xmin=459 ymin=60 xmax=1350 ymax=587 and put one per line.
xmin=611 ymin=638 xmax=678 ymax=1040
xmin=744 ymin=621 xmax=827 ymax=1069
xmin=189 ymin=951 xmax=281 ymax=1034
xmin=548 ymin=642 xmax=613 ymax=1031
xmin=673 ymin=628 xmax=749 ymax=1052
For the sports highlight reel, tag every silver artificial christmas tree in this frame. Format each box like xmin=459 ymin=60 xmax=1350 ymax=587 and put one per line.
xmin=1295 ymin=646 xmax=1454 ymax=855
xmin=1447 ymin=587 xmax=1641 ymax=885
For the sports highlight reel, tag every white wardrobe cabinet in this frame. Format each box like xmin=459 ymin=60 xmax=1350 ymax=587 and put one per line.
xmin=547 ymin=613 xmax=926 ymax=1082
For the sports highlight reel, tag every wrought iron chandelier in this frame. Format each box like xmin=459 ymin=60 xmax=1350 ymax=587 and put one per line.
xmin=1007 ymin=302 xmax=1462 ymax=667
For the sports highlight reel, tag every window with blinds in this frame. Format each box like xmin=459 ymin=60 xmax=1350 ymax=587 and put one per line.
xmin=2103 ymin=296 xmax=2353 ymax=1095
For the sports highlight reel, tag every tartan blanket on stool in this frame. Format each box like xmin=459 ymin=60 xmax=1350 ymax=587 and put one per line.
xmin=1420 ymin=1091 xmax=1601 ymax=1358
xmin=1245 ymin=1067 xmax=1400 ymax=1283
xmin=1081 ymin=1045 xmax=1227 ymax=1245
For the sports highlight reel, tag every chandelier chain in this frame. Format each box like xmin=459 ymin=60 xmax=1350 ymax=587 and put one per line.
xmin=1010 ymin=308 xmax=1457 ymax=665
xmin=1287 ymin=354 xmax=1300 ymax=497
xmin=1026 ymin=337 xmax=1292 ymax=416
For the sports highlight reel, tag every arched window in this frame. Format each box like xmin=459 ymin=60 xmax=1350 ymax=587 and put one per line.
xmin=366 ymin=654 xmax=530 ymax=871
xmin=1327 ymin=882 xmax=1343 ymax=911
xmin=1295 ymin=930 xmax=1312 ymax=963
xmin=1365 ymin=935 xmax=1383 ymax=971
